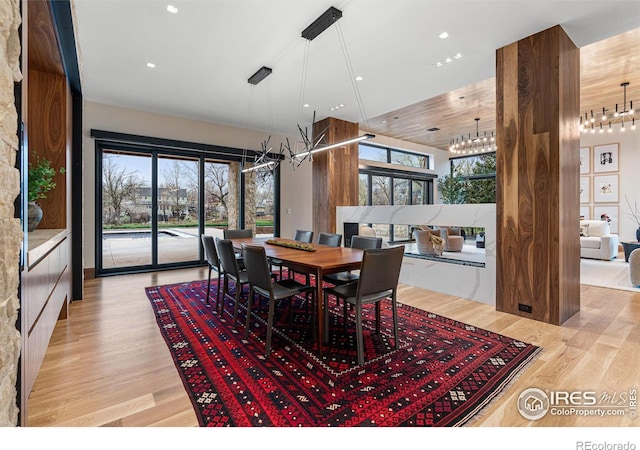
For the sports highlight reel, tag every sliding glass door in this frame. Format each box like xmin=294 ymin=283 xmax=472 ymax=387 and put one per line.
xmin=101 ymin=151 xmax=152 ymax=269
xmin=98 ymin=144 xmax=278 ymax=274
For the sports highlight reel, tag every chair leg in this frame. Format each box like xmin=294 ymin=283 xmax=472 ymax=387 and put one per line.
xmin=206 ymin=266 xmax=212 ymax=304
xmin=323 ymin=291 xmax=330 ymax=344
xmin=232 ymin=281 xmax=242 ymax=326
xmin=375 ymin=302 xmax=381 ymax=334
xmin=244 ymin=287 xmax=254 ymax=339
xmin=265 ymin=298 xmax=276 ymax=356
xmin=355 ymin=303 xmax=364 ymax=366
xmin=391 ymin=296 xmax=399 ymax=350
xmin=343 ymin=299 xmax=348 ymax=331
xmin=219 ymin=276 xmax=228 ymax=315
xmin=216 ymin=270 xmax=222 ymax=307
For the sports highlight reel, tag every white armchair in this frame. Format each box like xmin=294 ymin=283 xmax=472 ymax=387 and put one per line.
xmin=580 ymin=220 xmax=619 ymax=260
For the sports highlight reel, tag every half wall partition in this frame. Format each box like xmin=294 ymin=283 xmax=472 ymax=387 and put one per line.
xmin=336 ymin=204 xmax=496 ymax=305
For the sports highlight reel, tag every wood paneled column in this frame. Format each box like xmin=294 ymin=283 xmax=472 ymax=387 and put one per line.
xmin=496 ymin=25 xmax=580 ymax=325
xmin=312 ymin=117 xmax=359 ymax=235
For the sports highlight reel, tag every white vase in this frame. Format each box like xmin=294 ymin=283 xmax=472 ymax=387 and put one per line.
xmin=27 ymin=202 xmax=43 ymax=232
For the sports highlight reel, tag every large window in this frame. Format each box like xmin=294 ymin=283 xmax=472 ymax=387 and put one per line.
xmin=96 ymin=136 xmax=278 ymax=275
xmin=440 ymin=153 xmax=496 ymax=204
xmin=358 ymin=143 xmax=435 ymax=242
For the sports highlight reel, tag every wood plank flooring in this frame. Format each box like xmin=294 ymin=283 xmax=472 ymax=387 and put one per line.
xmin=26 ymin=266 xmax=640 ymax=427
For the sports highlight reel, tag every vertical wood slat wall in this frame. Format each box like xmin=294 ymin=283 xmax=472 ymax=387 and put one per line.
xmin=312 ymin=117 xmax=359 ymax=236
xmin=495 ymin=25 xmax=581 ymax=325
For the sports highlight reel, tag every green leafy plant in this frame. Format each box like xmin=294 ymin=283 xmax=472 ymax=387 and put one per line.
xmin=28 ymin=154 xmax=65 ymax=202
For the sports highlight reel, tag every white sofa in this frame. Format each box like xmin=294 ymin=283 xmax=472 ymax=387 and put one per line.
xmin=580 ymin=220 xmax=619 ymax=260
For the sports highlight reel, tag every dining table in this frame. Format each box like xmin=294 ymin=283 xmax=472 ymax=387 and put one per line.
xmin=228 ymin=236 xmax=364 ymax=356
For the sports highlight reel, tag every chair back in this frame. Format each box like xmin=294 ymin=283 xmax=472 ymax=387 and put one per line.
xmin=242 ymin=244 xmax=273 ymax=292
xmin=294 ymin=229 xmax=314 ymax=243
xmin=216 ymin=238 xmax=241 ymax=277
xmin=351 ymin=235 xmax=383 ymax=249
xmin=224 ymin=229 xmax=253 ymax=239
xmin=201 ymin=235 xmax=219 ymax=268
xmin=318 ymin=232 xmax=342 ymax=247
xmin=356 ymin=246 xmax=404 ymax=298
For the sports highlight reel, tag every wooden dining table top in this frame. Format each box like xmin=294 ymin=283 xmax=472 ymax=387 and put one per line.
xmin=228 ymin=236 xmax=364 ymax=272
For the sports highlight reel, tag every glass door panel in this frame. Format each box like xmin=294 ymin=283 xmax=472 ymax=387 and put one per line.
xmin=101 ymin=151 xmax=152 ymax=269
xmin=204 ymin=159 xmax=230 ymax=238
xmin=157 ymin=155 xmax=200 ymax=264
xmin=245 ymin=167 xmax=275 ymax=237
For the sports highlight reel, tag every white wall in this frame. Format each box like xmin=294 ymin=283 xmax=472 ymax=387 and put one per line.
xmin=82 ymin=101 xmax=306 ymax=269
xmin=579 ymin=128 xmax=640 ymax=241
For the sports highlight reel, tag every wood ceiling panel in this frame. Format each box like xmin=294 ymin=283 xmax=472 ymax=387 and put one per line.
xmin=366 ymin=28 xmax=640 ymax=152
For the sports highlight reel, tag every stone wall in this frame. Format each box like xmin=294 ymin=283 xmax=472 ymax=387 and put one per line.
xmin=0 ymin=0 xmax=23 ymax=427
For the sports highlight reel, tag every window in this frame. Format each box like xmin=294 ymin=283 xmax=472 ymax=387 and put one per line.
xmin=358 ymin=143 xmax=435 ymax=242
xmin=443 ymin=153 xmax=496 ymax=204
xmin=95 ymin=135 xmax=279 ymax=275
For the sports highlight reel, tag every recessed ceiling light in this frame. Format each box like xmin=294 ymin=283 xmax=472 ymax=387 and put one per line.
xmin=454 ymin=53 xmax=463 ymax=59
xmin=167 ymin=5 xmax=178 ymax=14
xmin=303 ymin=103 xmax=310 ymax=108
xmin=146 ymin=62 xmax=156 ymax=68
xmin=445 ymin=58 xmax=452 ymax=63
xmin=355 ymin=76 xmax=363 ymax=81
xmin=439 ymin=32 xmax=449 ymax=39
xmin=436 ymin=62 xmax=443 ymax=68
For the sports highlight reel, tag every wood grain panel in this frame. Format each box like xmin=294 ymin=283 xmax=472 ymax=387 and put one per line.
xmin=496 ymin=26 xmax=580 ymax=326
xmin=28 ymin=69 xmax=68 ymax=229
xmin=28 ymin=0 xmax=64 ymax=75
xmin=312 ymin=117 xmax=359 ymax=236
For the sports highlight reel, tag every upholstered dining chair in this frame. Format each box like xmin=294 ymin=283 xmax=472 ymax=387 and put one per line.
xmin=271 ymin=229 xmax=314 ymax=279
xmin=223 ymin=228 xmax=253 ymax=239
xmin=223 ymin=228 xmax=253 ymax=265
xmin=242 ymin=244 xmax=316 ymax=356
xmin=322 ymin=235 xmax=382 ymax=287
xmin=215 ymin=238 xmax=249 ymax=324
xmin=322 ymin=245 xmax=404 ymax=365
xmin=201 ymin=235 xmax=222 ymax=308
xmin=318 ymin=232 xmax=342 ymax=247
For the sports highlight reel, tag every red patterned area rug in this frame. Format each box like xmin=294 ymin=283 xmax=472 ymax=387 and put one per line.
xmin=145 ymin=279 xmax=541 ymax=427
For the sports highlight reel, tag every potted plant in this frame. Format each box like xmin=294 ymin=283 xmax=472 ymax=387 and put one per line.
xmin=623 ymin=195 xmax=640 ymax=242
xmin=27 ymin=153 xmax=65 ymax=232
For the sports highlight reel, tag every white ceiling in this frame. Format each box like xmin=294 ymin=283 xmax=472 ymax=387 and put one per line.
xmin=73 ymin=0 xmax=640 ymax=148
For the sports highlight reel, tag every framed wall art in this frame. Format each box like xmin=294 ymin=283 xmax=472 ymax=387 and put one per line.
xmin=593 ymin=205 xmax=619 ymax=234
xmin=593 ymin=143 xmax=619 ymax=173
xmin=580 ymin=176 xmax=590 ymax=204
xmin=593 ymin=174 xmax=619 ymax=203
xmin=579 ymin=146 xmax=590 ymax=174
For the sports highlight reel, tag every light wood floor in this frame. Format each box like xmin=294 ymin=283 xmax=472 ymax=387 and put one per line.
xmin=26 ymin=266 xmax=640 ymax=427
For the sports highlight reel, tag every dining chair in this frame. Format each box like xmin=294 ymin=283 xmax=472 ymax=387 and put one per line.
xmin=322 ymin=235 xmax=382 ymax=287
xmin=223 ymin=229 xmax=253 ymax=239
xmin=271 ymin=229 xmax=314 ymax=279
xmin=223 ymin=228 xmax=253 ymax=265
xmin=215 ymin=238 xmax=249 ymax=324
xmin=201 ymin=235 xmax=222 ymax=308
xmin=322 ymin=245 xmax=404 ymax=365
xmin=242 ymin=244 xmax=316 ymax=356
xmin=318 ymin=232 xmax=342 ymax=247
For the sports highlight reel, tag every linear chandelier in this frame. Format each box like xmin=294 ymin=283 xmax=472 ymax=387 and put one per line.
xmin=580 ymin=82 xmax=638 ymax=134
xmin=241 ymin=7 xmax=374 ymax=173
xmin=449 ymin=118 xmax=496 ymax=155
